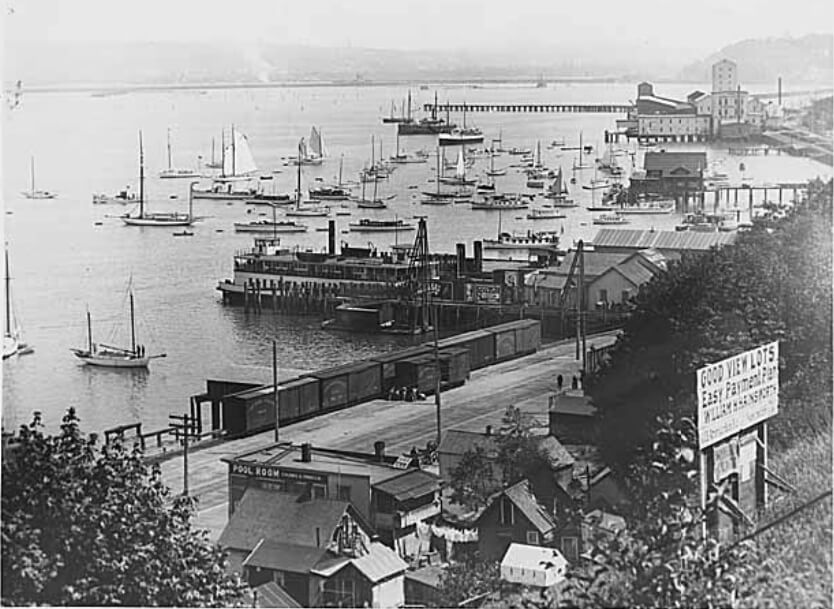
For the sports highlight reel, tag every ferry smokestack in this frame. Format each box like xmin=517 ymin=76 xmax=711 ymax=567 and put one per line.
xmin=456 ymin=243 xmax=466 ymax=277
xmin=328 ymin=220 xmax=336 ymax=255
xmin=474 ymin=241 xmax=483 ymax=273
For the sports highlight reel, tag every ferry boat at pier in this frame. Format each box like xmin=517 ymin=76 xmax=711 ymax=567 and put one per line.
xmin=482 ymin=230 xmax=563 ymax=264
xmin=216 ymin=234 xmax=438 ymax=302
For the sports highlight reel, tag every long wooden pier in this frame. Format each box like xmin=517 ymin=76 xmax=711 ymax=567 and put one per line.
xmin=424 ymin=102 xmax=631 ymax=114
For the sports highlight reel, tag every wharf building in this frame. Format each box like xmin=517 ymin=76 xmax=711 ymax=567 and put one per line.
xmin=617 ymin=58 xmax=770 ymax=142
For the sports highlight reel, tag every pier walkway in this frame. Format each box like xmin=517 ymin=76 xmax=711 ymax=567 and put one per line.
xmin=159 ymin=330 xmax=620 ymax=540
xmin=424 ymin=103 xmax=631 ymax=114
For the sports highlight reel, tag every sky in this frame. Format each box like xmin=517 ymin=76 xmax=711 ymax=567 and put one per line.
xmin=4 ymin=0 xmax=833 ymax=57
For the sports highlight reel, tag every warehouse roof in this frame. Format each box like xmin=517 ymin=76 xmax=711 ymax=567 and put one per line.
xmin=593 ymin=229 xmax=736 ymax=252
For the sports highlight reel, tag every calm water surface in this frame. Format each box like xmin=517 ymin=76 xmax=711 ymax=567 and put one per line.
xmin=3 ymin=83 xmax=830 ymax=433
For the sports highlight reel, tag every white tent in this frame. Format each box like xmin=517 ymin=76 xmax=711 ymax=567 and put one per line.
xmin=500 ymin=543 xmax=567 ymax=588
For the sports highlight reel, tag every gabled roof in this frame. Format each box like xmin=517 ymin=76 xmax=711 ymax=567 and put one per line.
xmin=242 ymin=540 xmax=328 ymax=573
xmin=556 ymin=251 xmax=631 ymax=279
xmin=218 ymin=488 xmax=362 ymax=552
xmin=311 ymin=542 xmax=407 ymax=584
xmin=643 ymin=152 xmax=707 ymax=177
xmin=479 ymin=479 xmax=557 ymax=535
xmin=500 ymin=542 xmax=567 ymax=572
xmin=374 ymin=469 xmax=440 ymax=501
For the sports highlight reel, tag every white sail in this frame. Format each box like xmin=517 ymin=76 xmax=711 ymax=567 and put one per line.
xmin=455 ymin=149 xmax=465 ymax=178
xmin=223 ymin=130 xmax=258 ymax=177
xmin=309 ymin=126 xmax=326 ymax=159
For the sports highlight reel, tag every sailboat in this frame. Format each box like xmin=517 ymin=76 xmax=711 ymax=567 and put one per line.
xmin=159 ymin=128 xmax=200 ymax=179
xmin=21 ymin=156 xmax=57 ymax=199
xmin=289 ymin=127 xmax=326 ymax=166
xmin=216 ymin=125 xmax=258 ymax=181
xmin=234 ymin=202 xmax=308 ymax=233
xmin=572 ymin=132 xmax=592 ymax=171
xmin=309 ymin=156 xmax=351 ymax=200
xmin=3 ymin=246 xmax=33 ymax=359
xmin=122 ymin=132 xmax=196 ymax=227
xmin=439 ymin=149 xmax=476 ymax=186
xmin=205 ymin=135 xmax=223 ymax=169
xmin=285 ymin=139 xmax=330 ymax=217
xmin=71 ymin=289 xmax=165 ymax=368
xmin=485 ymin=147 xmax=506 ymax=177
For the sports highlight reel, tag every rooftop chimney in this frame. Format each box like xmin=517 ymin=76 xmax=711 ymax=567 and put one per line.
xmin=374 ymin=440 xmax=386 ymax=462
xmin=456 ymin=243 xmax=466 ymax=277
xmin=301 ymin=442 xmax=312 ymax=462
xmin=328 ymin=220 xmax=336 ymax=256
xmin=474 ymin=241 xmax=483 ymax=273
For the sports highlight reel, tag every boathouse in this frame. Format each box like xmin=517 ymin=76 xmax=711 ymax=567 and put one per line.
xmin=629 ymin=151 xmax=707 ymax=197
xmin=591 ymin=228 xmax=737 ymax=260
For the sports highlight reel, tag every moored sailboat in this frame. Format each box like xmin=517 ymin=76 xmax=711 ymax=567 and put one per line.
xmin=21 ymin=156 xmax=57 ymax=199
xmin=71 ymin=289 xmax=165 ymax=368
xmin=122 ymin=133 xmax=197 ymax=227
xmin=3 ymin=245 xmax=33 ymax=360
xmin=159 ymin=128 xmax=200 ymax=179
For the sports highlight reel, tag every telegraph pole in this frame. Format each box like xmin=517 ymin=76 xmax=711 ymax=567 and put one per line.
xmin=273 ymin=339 xmax=280 ymax=442
xmin=169 ymin=414 xmax=192 ymax=496
xmin=433 ymin=302 xmax=442 ymax=446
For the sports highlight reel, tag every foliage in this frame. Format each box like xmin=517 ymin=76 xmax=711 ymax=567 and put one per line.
xmin=435 ymin=555 xmax=501 ymax=608
xmin=448 ymin=444 xmax=501 ymax=512
xmin=587 ymin=178 xmax=833 ymax=471
xmin=559 ymin=414 xmax=759 ymax=608
xmin=448 ymin=406 xmax=553 ymax=512
xmin=1 ymin=409 xmax=247 ymax=607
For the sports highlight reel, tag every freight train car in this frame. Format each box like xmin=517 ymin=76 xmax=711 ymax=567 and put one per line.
xmin=220 ymin=377 xmax=322 ymax=438
xmin=370 ymin=346 xmax=434 ymax=392
xmin=430 ymin=329 xmax=496 ymax=370
xmin=307 ymin=361 xmax=383 ymax=412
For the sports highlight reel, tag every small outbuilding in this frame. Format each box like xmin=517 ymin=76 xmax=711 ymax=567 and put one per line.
xmin=500 ymin=543 xmax=568 ymax=588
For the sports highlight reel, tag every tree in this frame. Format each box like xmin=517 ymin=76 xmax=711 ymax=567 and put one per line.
xmin=448 ymin=406 xmax=553 ymax=512
xmin=1 ymin=409 xmax=247 ymax=606
xmin=435 ymin=555 xmax=501 ymax=607
xmin=588 ymin=179 xmax=833 ymax=472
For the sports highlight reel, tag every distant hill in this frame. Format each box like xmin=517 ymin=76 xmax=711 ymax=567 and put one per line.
xmin=678 ymin=34 xmax=833 ymax=85
xmin=4 ymin=40 xmax=683 ymax=89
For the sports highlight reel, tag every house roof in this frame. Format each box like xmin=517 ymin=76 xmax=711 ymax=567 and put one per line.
xmin=550 ymin=392 xmax=597 ymax=417
xmin=251 ymin=581 xmax=302 ymax=608
xmin=643 ymin=152 xmax=707 ymax=177
xmin=538 ymin=436 xmax=576 ymax=470
xmin=592 ymin=229 xmax=736 ymax=252
xmin=500 ymin=543 xmax=567 ymax=572
xmin=311 ymin=542 xmax=407 ymax=583
xmin=556 ymin=251 xmax=631 ymax=279
xmin=242 ymin=540 xmax=328 ymax=573
xmin=438 ymin=429 xmax=499 ymax=457
xmin=481 ymin=479 xmax=557 ymax=535
xmin=405 ymin=565 xmax=445 ymax=589
xmin=351 ymin=542 xmax=409 ymax=583
xmin=374 ymin=469 xmax=440 ymax=501
xmin=218 ymin=488 xmax=357 ymax=552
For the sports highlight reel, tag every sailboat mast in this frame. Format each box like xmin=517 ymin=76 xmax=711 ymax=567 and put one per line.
xmin=436 ymin=148 xmax=440 ymax=195
xmin=296 ymin=139 xmax=302 ymax=209
xmin=4 ymin=247 xmax=10 ymax=337
xmin=167 ymin=128 xmax=173 ymax=170
xmin=211 ymin=137 xmax=216 ymax=166
xmin=407 ymin=90 xmax=412 ymax=121
xmin=30 ymin=156 xmax=35 ymax=196
xmin=220 ymin=129 xmax=226 ymax=178
xmin=86 ymin=310 xmax=92 ymax=352
xmin=139 ymin=131 xmax=145 ymax=219
xmin=338 ymin=155 xmax=343 ymax=187
xmin=371 ymin=135 xmax=375 ymax=168
xmin=231 ymin=124 xmax=237 ymax=177
xmin=129 ymin=291 xmax=136 ymax=356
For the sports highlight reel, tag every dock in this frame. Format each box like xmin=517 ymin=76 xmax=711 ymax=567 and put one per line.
xmin=423 ymin=103 xmax=631 ymax=114
xmin=158 ymin=330 xmax=620 ymax=540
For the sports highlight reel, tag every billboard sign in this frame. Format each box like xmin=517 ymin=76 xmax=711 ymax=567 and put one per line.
xmin=696 ymin=341 xmax=779 ymax=449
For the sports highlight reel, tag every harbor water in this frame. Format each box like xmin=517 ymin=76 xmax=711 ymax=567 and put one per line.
xmin=3 ymin=82 xmax=830 ymax=433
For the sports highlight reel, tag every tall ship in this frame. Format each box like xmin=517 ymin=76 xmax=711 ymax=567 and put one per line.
xmin=217 ymin=223 xmax=437 ymax=303
xmin=398 ymin=92 xmax=456 ymax=136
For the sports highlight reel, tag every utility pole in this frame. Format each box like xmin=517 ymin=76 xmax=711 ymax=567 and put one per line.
xmin=273 ymin=339 xmax=280 ymax=442
xmin=169 ymin=414 xmax=192 ymax=496
xmin=579 ymin=243 xmax=586 ymax=374
xmin=433 ymin=302 xmax=442 ymax=447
